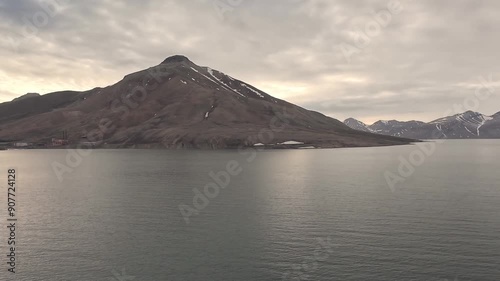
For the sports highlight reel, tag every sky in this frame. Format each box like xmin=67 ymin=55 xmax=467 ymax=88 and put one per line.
xmin=0 ymin=0 xmax=499 ymax=124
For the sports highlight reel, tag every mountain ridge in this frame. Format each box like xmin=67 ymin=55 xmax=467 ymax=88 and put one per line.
xmin=345 ymin=111 xmax=500 ymax=139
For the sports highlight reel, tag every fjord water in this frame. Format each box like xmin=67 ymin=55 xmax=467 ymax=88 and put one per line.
xmin=0 ymin=140 xmax=499 ymax=281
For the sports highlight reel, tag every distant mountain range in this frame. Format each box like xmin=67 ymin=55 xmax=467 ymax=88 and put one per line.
xmin=0 ymin=55 xmax=412 ymax=149
xmin=344 ymin=111 xmax=500 ymax=139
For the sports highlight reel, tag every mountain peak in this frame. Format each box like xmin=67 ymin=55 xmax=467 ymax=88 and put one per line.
xmin=345 ymin=118 xmax=361 ymax=122
xmin=460 ymin=110 xmax=481 ymax=117
xmin=345 ymin=118 xmax=368 ymax=126
xmin=12 ymin=92 xmax=40 ymax=102
xmin=161 ymin=55 xmax=192 ymax=65
xmin=344 ymin=118 xmax=373 ymax=133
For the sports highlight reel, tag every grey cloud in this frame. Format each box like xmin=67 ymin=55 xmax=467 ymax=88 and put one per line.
xmin=0 ymin=0 xmax=499 ymax=123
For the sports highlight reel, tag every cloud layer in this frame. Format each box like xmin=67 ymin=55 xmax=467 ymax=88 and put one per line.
xmin=0 ymin=0 xmax=499 ymax=123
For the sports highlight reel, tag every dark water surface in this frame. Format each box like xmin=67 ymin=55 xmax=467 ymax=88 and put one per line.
xmin=0 ymin=140 xmax=499 ymax=280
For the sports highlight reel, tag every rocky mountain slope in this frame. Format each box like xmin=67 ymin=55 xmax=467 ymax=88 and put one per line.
xmin=345 ymin=111 xmax=500 ymax=139
xmin=0 ymin=55 xmax=413 ymax=149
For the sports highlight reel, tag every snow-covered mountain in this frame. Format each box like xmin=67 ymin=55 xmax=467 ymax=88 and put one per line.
xmin=429 ymin=111 xmax=494 ymax=138
xmin=345 ymin=111 xmax=500 ymax=139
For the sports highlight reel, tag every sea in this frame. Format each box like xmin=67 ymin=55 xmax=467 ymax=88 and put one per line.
xmin=0 ymin=140 xmax=499 ymax=280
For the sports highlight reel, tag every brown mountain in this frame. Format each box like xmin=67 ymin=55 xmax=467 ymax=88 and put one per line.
xmin=0 ymin=55 xmax=413 ymax=149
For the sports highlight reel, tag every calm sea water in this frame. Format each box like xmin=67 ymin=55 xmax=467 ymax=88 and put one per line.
xmin=0 ymin=140 xmax=499 ymax=281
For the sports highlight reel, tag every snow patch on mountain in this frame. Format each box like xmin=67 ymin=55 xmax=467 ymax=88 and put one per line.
xmin=464 ymin=126 xmax=475 ymax=136
xmin=190 ymin=67 xmax=219 ymax=86
xmin=435 ymin=124 xmax=447 ymax=137
xmin=241 ymin=83 xmax=265 ymax=98
xmin=477 ymin=115 xmax=493 ymax=136
xmin=279 ymin=141 xmax=305 ymax=145
xmin=206 ymin=67 xmax=246 ymax=98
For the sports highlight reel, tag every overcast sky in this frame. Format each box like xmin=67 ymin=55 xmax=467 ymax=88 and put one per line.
xmin=0 ymin=0 xmax=499 ymax=124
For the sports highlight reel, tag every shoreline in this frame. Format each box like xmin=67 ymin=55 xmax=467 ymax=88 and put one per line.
xmin=0 ymin=141 xmax=418 ymax=151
